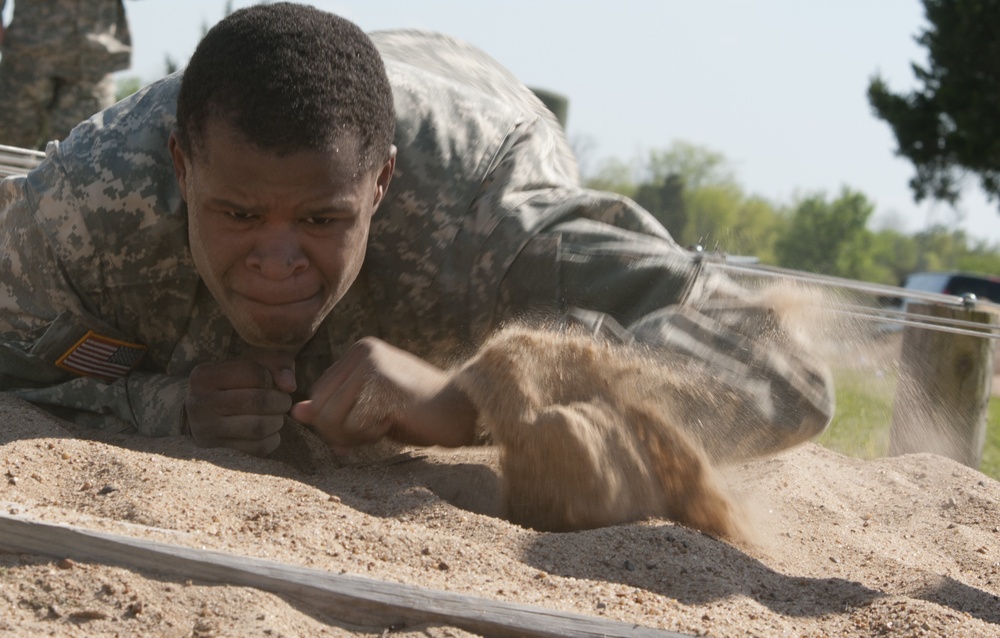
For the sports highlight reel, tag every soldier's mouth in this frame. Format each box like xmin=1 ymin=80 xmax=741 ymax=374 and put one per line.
xmin=235 ymin=291 xmax=323 ymax=308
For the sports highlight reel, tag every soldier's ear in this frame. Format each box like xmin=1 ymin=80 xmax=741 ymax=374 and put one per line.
xmin=168 ymin=130 xmax=189 ymax=201
xmin=372 ymin=145 xmax=396 ymax=211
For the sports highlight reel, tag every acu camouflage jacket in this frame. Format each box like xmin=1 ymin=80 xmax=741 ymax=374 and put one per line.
xmin=0 ymin=31 xmax=833 ymax=459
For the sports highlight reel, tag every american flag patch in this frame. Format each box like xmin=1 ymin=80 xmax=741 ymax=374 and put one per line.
xmin=55 ymin=331 xmax=147 ymax=382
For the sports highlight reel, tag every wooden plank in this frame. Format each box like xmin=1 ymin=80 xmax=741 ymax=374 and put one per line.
xmin=889 ymin=301 xmax=997 ymax=468
xmin=0 ymin=511 xmax=689 ymax=638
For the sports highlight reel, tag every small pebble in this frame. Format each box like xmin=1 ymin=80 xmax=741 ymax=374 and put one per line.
xmin=69 ymin=610 xmax=108 ymax=621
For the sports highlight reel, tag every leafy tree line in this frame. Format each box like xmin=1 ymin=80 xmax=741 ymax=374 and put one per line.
xmin=582 ymin=140 xmax=1000 ymax=286
xmin=584 ymin=0 xmax=1000 ymax=287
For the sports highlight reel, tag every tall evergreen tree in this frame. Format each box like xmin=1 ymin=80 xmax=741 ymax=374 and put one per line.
xmin=868 ymin=0 xmax=1000 ymax=209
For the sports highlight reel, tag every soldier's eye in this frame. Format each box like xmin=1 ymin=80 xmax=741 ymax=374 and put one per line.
xmin=225 ymin=211 xmax=255 ymax=222
xmin=304 ymin=216 xmax=337 ymax=226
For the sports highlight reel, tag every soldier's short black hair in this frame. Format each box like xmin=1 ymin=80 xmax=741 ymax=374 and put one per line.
xmin=176 ymin=2 xmax=395 ymax=168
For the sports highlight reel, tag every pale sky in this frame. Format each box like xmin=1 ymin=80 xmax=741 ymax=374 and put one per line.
xmin=108 ymin=1 xmax=1000 ymax=244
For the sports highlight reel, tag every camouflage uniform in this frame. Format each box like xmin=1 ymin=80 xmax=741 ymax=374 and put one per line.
xmin=0 ymin=31 xmax=833 ymax=458
xmin=0 ymin=0 xmax=132 ymax=150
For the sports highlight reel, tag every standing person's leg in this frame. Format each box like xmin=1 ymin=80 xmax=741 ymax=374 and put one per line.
xmin=0 ymin=51 xmax=55 ymax=149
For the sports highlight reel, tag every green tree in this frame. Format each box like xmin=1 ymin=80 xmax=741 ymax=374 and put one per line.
xmin=583 ymin=141 xmax=786 ymax=255
xmin=956 ymin=237 xmax=1000 ymax=274
xmin=908 ymin=225 xmax=1000 ymax=274
xmin=633 ymin=173 xmax=687 ymax=242
xmin=867 ymin=228 xmax=920 ymax=285
xmin=774 ymin=188 xmax=875 ymax=278
xmin=868 ymin=0 xmax=1000 ymax=209
xmin=642 ymin=141 xmax=737 ymax=192
xmin=638 ymin=142 xmax=739 ymax=247
xmin=583 ymin=156 xmax=637 ymax=198
xmin=913 ymin=225 xmax=963 ymax=271
xmin=731 ymin=196 xmax=787 ymax=265
xmin=115 ymin=76 xmax=144 ymax=102
xmin=165 ymin=53 xmax=180 ymax=76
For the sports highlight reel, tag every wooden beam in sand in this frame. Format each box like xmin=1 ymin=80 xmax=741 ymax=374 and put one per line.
xmin=890 ymin=301 xmax=998 ymax=468
xmin=0 ymin=512 xmax=690 ymax=638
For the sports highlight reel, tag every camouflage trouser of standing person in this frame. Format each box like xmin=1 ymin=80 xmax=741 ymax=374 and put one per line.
xmin=0 ymin=49 xmax=116 ymax=150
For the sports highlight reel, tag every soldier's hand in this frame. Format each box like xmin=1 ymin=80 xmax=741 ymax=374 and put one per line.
xmin=291 ymin=337 xmax=476 ymax=452
xmin=185 ymin=350 xmax=297 ymax=456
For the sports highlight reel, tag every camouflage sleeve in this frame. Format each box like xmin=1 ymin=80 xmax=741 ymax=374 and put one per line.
xmin=492 ymin=191 xmax=834 ymax=462
xmin=0 ymin=174 xmax=187 ymax=437
xmin=447 ymin=103 xmax=832 ymax=460
xmin=621 ymin=269 xmax=835 ymax=462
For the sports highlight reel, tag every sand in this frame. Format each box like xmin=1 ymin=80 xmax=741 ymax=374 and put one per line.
xmin=1 ymin=383 xmax=999 ymax=638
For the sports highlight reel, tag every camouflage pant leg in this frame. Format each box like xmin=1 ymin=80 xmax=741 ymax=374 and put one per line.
xmin=0 ymin=50 xmax=52 ymax=149
xmin=47 ymin=73 xmax=116 ymax=142
xmin=0 ymin=48 xmax=115 ymax=148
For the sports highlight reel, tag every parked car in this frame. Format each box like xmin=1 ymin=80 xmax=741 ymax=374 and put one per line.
xmin=879 ymin=270 xmax=1000 ymax=313
xmin=876 ymin=271 xmax=1000 ymax=332
xmin=898 ymin=271 xmax=1000 ymax=304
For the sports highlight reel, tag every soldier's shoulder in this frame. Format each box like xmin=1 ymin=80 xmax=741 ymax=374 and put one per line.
xmin=27 ymin=75 xmax=185 ymax=264
xmin=48 ymin=74 xmax=180 ymax=200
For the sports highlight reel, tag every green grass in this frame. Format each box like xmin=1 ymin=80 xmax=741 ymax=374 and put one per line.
xmin=817 ymin=368 xmax=896 ymax=461
xmin=817 ymin=366 xmax=1000 ymax=480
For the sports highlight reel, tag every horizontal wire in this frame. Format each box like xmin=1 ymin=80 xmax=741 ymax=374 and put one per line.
xmin=836 ymin=303 xmax=1000 ymax=331
xmin=707 ymin=259 xmax=1000 ymax=309
xmin=0 ymin=144 xmax=45 ymax=158
xmin=832 ymin=308 xmax=1000 ymax=339
xmin=0 ymin=145 xmax=45 ymax=177
xmin=701 ymin=260 xmax=1000 ymax=339
xmin=0 ymin=153 xmax=43 ymax=166
xmin=703 ymin=260 xmax=981 ymax=308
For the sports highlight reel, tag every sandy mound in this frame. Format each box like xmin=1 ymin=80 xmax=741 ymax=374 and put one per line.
xmin=1 ymin=392 xmax=999 ymax=637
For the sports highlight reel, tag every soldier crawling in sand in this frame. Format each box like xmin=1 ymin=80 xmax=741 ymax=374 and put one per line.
xmin=0 ymin=3 xmax=834 ymax=538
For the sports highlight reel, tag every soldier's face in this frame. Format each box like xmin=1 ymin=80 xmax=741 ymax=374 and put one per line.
xmin=168 ymin=119 xmax=395 ymax=350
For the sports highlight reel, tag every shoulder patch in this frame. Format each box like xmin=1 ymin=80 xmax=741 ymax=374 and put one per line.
xmin=55 ymin=331 xmax=147 ymax=382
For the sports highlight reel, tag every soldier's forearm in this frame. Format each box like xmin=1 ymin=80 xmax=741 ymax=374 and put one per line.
xmin=4 ymin=373 xmax=188 ymax=438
